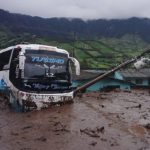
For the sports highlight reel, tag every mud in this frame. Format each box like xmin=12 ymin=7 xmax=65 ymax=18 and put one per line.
xmin=0 ymin=89 xmax=150 ymax=150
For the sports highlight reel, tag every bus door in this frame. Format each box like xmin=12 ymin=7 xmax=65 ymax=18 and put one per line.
xmin=9 ymin=48 xmax=22 ymax=88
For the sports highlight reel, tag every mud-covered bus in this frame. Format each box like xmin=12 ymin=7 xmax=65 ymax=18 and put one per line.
xmin=0 ymin=44 xmax=80 ymax=110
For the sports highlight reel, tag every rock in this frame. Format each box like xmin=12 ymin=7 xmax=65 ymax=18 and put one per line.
xmin=22 ymin=126 xmax=32 ymax=130
xmin=99 ymin=104 xmax=105 ymax=108
xmin=11 ymin=132 xmax=19 ymax=136
xmin=53 ymin=122 xmax=70 ymax=132
xmin=89 ymin=141 xmax=97 ymax=146
xmin=139 ymin=119 xmax=150 ymax=126
xmin=100 ymin=95 xmax=106 ymax=99
xmin=144 ymin=124 xmax=150 ymax=129
xmin=80 ymin=128 xmax=100 ymax=138
xmin=35 ymin=136 xmax=47 ymax=142
xmin=100 ymin=138 xmax=107 ymax=142
xmin=97 ymin=126 xmax=105 ymax=133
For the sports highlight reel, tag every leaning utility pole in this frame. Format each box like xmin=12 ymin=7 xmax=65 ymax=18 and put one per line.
xmin=74 ymin=48 xmax=150 ymax=95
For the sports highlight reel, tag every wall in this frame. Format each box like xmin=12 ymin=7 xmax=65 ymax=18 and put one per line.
xmin=73 ymin=78 xmax=131 ymax=92
xmin=114 ymin=71 xmax=124 ymax=80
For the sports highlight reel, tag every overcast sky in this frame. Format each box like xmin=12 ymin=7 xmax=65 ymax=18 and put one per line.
xmin=0 ymin=0 xmax=150 ymax=19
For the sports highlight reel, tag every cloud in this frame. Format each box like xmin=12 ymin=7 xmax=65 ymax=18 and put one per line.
xmin=0 ymin=0 xmax=150 ymax=19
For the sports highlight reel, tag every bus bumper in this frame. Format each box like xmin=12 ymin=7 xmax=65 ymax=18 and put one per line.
xmin=17 ymin=91 xmax=74 ymax=110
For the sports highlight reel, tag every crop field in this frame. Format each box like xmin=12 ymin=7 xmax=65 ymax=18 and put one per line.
xmin=0 ymin=33 xmax=149 ymax=68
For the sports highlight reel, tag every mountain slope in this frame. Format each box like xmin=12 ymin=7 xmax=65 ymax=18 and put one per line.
xmin=1 ymin=9 xmax=150 ymax=41
xmin=0 ymin=9 xmax=150 ymax=68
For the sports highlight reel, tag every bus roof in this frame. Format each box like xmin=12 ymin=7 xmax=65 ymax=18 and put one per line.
xmin=0 ymin=44 xmax=69 ymax=55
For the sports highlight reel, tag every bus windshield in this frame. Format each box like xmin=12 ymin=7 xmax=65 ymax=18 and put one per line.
xmin=24 ymin=50 xmax=69 ymax=80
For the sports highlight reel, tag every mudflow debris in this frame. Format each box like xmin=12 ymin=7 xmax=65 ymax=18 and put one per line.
xmin=0 ymin=89 xmax=150 ymax=150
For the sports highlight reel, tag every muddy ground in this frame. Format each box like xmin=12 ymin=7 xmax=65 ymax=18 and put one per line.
xmin=0 ymin=89 xmax=150 ymax=150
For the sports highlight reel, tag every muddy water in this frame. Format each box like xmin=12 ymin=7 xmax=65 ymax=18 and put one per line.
xmin=0 ymin=89 xmax=150 ymax=150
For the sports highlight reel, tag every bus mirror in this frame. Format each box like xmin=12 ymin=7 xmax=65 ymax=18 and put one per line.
xmin=19 ymin=52 xmax=25 ymax=70
xmin=69 ymin=57 xmax=80 ymax=75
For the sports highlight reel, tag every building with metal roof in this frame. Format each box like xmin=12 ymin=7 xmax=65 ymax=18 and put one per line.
xmin=118 ymin=68 xmax=150 ymax=87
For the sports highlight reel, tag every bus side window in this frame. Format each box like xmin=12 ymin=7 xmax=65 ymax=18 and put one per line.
xmin=11 ymin=48 xmax=21 ymax=61
xmin=9 ymin=48 xmax=21 ymax=81
xmin=0 ymin=50 xmax=12 ymax=70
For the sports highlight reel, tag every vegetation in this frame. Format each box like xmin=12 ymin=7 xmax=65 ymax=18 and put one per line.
xmin=0 ymin=33 xmax=149 ymax=69
xmin=0 ymin=9 xmax=150 ymax=69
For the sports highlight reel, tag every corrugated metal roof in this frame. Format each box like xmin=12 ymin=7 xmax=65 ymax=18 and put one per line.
xmin=73 ymin=68 xmax=150 ymax=80
xmin=120 ymin=68 xmax=150 ymax=78
xmin=72 ymin=70 xmax=134 ymax=85
xmin=72 ymin=70 xmax=104 ymax=80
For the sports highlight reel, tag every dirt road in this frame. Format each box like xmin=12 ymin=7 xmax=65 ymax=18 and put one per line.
xmin=0 ymin=89 xmax=150 ymax=150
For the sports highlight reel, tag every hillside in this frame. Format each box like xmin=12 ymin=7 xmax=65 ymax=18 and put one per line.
xmin=0 ymin=9 xmax=150 ymax=68
xmin=0 ymin=33 xmax=148 ymax=69
xmin=1 ymin=9 xmax=150 ymax=41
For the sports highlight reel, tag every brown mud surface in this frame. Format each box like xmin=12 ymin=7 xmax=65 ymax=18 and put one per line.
xmin=0 ymin=89 xmax=150 ymax=150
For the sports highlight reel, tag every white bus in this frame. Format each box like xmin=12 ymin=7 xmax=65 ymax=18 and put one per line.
xmin=0 ymin=44 xmax=80 ymax=110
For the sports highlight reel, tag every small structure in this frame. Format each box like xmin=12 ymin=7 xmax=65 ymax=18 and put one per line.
xmin=73 ymin=68 xmax=150 ymax=92
xmin=72 ymin=70 xmax=133 ymax=92
xmin=119 ymin=68 xmax=150 ymax=88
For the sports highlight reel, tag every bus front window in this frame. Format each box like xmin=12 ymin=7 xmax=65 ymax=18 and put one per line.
xmin=24 ymin=50 xmax=70 ymax=83
xmin=24 ymin=50 xmax=71 ymax=90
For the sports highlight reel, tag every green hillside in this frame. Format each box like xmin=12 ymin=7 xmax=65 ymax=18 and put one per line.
xmin=1 ymin=10 xmax=150 ymax=69
xmin=0 ymin=33 xmax=149 ymax=69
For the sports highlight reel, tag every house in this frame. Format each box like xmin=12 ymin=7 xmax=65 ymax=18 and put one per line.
xmin=72 ymin=70 xmax=133 ymax=92
xmin=118 ymin=68 xmax=150 ymax=88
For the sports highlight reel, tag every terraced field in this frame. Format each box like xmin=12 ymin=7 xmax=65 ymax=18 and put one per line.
xmin=0 ymin=33 xmax=149 ymax=68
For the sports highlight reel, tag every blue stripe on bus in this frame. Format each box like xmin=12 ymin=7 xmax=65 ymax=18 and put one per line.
xmin=0 ymin=79 xmax=7 ymax=90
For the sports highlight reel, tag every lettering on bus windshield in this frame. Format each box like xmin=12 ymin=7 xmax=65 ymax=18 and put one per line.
xmin=31 ymin=56 xmax=65 ymax=64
